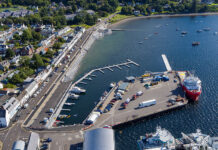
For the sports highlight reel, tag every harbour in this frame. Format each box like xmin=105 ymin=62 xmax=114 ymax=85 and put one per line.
xmin=45 ymin=53 xmax=190 ymax=132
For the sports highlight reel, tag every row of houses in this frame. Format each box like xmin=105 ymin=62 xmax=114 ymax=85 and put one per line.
xmin=0 ymin=27 xmax=85 ymax=127
xmin=0 ymin=9 xmax=34 ymax=19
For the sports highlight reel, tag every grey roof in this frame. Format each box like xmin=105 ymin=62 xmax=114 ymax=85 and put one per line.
xmin=118 ymin=82 xmax=129 ymax=91
xmin=83 ymin=128 xmax=115 ymax=150
xmin=2 ymin=97 xmax=20 ymax=113
xmin=126 ymin=76 xmax=135 ymax=81
xmin=12 ymin=140 xmax=25 ymax=150
xmin=27 ymin=132 xmax=40 ymax=150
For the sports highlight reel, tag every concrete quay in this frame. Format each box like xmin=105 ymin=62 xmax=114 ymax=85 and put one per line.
xmin=89 ymin=71 xmax=188 ymax=129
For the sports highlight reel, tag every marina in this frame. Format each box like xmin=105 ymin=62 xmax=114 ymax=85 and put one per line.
xmin=45 ymin=59 xmax=140 ymax=128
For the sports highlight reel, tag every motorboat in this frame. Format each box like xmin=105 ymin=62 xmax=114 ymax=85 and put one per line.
xmin=68 ymin=93 xmax=79 ymax=99
xmin=71 ymin=86 xmax=86 ymax=94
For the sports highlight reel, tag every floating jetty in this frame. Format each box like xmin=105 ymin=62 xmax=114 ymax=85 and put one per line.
xmin=72 ymin=59 xmax=139 ymax=86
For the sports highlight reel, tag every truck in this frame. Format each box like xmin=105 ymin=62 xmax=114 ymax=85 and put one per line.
xmin=138 ymin=99 xmax=156 ymax=108
xmin=85 ymin=112 xmax=100 ymax=125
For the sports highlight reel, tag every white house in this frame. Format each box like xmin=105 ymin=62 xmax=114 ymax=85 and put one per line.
xmin=0 ymin=97 xmax=20 ymax=127
xmin=10 ymin=55 xmax=21 ymax=65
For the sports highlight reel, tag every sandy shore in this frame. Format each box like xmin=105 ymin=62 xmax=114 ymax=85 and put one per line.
xmin=108 ymin=12 xmax=218 ymax=28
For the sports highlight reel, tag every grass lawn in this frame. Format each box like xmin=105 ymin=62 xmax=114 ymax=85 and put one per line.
xmin=71 ymin=24 xmax=93 ymax=29
xmin=109 ymin=14 xmax=134 ymax=23
xmin=0 ymin=6 xmax=26 ymax=12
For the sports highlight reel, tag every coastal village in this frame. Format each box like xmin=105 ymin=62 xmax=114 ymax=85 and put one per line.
xmin=0 ymin=0 xmax=217 ymax=150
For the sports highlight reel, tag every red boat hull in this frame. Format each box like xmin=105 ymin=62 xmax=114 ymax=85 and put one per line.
xmin=182 ymin=85 xmax=201 ymax=101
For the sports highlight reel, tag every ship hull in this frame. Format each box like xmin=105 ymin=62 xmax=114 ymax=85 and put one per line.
xmin=182 ymin=85 xmax=201 ymax=101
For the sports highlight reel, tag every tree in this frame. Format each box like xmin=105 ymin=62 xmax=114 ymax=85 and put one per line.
xmin=9 ymin=74 xmax=23 ymax=84
xmin=53 ymin=42 xmax=62 ymax=50
xmin=32 ymin=30 xmax=42 ymax=41
xmin=21 ymin=29 xmax=32 ymax=43
xmin=44 ymin=49 xmax=54 ymax=58
xmin=32 ymin=54 xmax=44 ymax=69
xmin=85 ymin=14 xmax=97 ymax=25
xmin=19 ymin=56 xmax=31 ymax=67
xmin=5 ymin=49 xmax=15 ymax=59
xmin=191 ymin=0 xmax=198 ymax=13
xmin=121 ymin=6 xmax=133 ymax=15
xmin=73 ymin=15 xmax=85 ymax=24
xmin=19 ymin=71 xmax=27 ymax=79
xmin=42 ymin=16 xmax=53 ymax=25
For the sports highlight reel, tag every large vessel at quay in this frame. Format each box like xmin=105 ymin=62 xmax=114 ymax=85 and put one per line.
xmin=177 ymin=71 xmax=202 ymax=101
xmin=137 ymin=127 xmax=218 ymax=150
xmin=137 ymin=127 xmax=176 ymax=150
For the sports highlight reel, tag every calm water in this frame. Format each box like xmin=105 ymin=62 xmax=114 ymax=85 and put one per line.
xmin=63 ymin=15 xmax=218 ymax=149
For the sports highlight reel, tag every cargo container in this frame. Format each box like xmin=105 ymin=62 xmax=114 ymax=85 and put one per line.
xmin=138 ymin=99 xmax=156 ymax=108
xmin=86 ymin=112 xmax=100 ymax=125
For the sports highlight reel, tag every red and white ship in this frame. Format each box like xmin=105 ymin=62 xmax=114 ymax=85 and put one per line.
xmin=177 ymin=71 xmax=202 ymax=101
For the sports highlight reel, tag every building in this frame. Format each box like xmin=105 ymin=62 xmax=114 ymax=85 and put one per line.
xmin=0 ymin=97 xmax=20 ymax=127
xmin=65 ymin=14 xmax=76 ymax=20
xmin=83 ymin=128 xmax=115 ymax=150
xmin=20 ymin=45 xmax=34 ymax=56
xmin=118 ymin=82 xmax=129 ymax=91
xmin=10 ymin=55 xmax=20 ymax=65
xmin=0 ymin=90 xmax=9 ymax=96
xmin=27 ymin=132 xmax=40 ymax=150
xmin=0 ymin=44 xmax=8 ymax=57
xmin=86 ymin=10 xmax=95 ymax=15
xmin=134 ymin=10 xmax=140 ymax=16
xmin=0 ymin=60 xmax=10 ymax=71
xmin=12 ymin=140 xmax=25 ymax=150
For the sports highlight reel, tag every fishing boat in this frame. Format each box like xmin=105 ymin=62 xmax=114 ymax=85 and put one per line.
xmin=196 ymin=30 xmax=203 ymax=33
xmin=181 ymin=31 xmax=188 ymax=35
xmin=192 ymin=42 xmax=200 ymax=46
xmin=138 ymin=41 xmax=143 ymax=44
xmin=177 ymin=71 xmax=202 ymax=101
xmin=203 ymin=28 xmax=210 ymax=31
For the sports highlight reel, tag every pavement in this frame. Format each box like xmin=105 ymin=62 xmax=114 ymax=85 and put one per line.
xmin=93 ymin=72 xmax=187 ymax=128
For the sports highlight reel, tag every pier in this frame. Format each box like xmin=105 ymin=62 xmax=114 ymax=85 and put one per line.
xmin=162 ymin=54 xmax=172 ymax=71
xmin=88 ymin=71 xmax=188 ymax=129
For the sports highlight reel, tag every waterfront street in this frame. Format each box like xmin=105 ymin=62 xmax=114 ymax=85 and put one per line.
xmin=0 ymin=16 xmax=111 ymax=150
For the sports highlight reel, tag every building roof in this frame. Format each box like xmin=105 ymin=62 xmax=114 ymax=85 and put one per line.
xmin=118 ymin=82 xmax=129 ymax=91
xmin=12 ymin=140 xmax=25 ymax=150
xmin=27 ymin=132 xmax=40 ymax=150
xmin=2 ymin=97 xmax=20 ymax=113
xmin=126 ymin=76 xmax=135 ymax=81
xmin=83 ymin=128 xmax=115 ymax=150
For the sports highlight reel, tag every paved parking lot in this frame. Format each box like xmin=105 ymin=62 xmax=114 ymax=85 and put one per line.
xmin=94 ymin=72 xmax=187 ymax=128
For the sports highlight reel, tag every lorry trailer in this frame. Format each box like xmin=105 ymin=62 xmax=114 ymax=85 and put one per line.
xmin=138 ymin=99 xmax=156 ymax=108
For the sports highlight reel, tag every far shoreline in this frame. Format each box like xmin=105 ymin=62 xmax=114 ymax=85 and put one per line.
xmin=108 ymin=12 xmax=218 ymax=28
